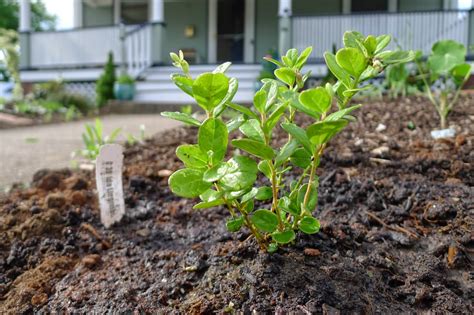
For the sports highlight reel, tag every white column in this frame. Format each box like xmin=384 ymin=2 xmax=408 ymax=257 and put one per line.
xmin=244 ymin=0 xmax=255 ymax=63
xmin=208 ymin=0 xmax=218 ymax=63
xmin=114 ymin=0 xmax=121 ymax=24
xmin=151 ymin=0 xmax=164 ymax=22
xmin=278 ymin=0 xmax=292 ymax=56
xmin=278 ymin=0 xmax=292 ymax=17
xmin=443 ymin=0 xmax=458 ymax=10
xmin=19 ymin=0 xmax=31 ymax=32
xmin=342 ymin=0 xmax=351 ymax=14
xmin=73 ymin=0 xmax=83 ymax=28
xmin=388 ymin=0 xmax=398 ymax=12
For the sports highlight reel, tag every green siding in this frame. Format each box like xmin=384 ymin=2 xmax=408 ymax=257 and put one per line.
xmin=162 ymin=0 xmax=207 ymax=64
xmin=255 ymin=0 xmax=278 ymax=62
xmin=82 ymin=4 xmax=113 ymax=27
xmin=293 ymin=0 xmax=342 ymax=15
xmin=398 ymin=0 xmax=443 ymax=12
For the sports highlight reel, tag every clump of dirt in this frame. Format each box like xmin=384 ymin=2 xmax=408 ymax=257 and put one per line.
xmin=0 ymin=96 xmax=473 ymax=313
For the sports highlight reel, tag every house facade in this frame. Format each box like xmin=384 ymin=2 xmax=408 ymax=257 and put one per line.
xmin=17 ymin=0 xmax=471 ymax=104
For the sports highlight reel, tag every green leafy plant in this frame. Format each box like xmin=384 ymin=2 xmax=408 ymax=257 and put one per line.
xmin=162 ymin=31 xmax=414 ymax=251
xmin=417 ymin=40 xmax=471 ymax=129
xmin=79 ymin=118 xmax=121 ymax=161
xmin=117 ymin=74 xmax=135 ymax=85
xmin=96 ymin=52 xmax=116 ymax=107
xmin=0 ymin=28 xmax=21 ymax=99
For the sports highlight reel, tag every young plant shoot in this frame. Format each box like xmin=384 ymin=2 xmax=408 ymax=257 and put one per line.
xmin=417 ymin=40 xmax=471 ymax=129
xmin=162 ymin=31 xmax=414 ymax=252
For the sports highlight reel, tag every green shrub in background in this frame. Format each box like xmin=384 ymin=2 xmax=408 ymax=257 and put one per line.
xmin=33 ymin=80 xmax=91 ymax=114
xmin=116 ymin=74 xmax=135 ymax=85
xmin=417 ymin=40 xmax=471 ymax=129
xmin=96 ymin=52 xmax=116 ymax=107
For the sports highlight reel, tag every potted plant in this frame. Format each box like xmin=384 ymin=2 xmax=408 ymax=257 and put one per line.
xmin=114 ymin=74 xmax=136 ymax=101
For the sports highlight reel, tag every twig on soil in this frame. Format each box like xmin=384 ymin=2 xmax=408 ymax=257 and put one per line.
xmin=365 ymin=211 xmax=419 ymax=239
xmin=80 ymin=223 xmax=112 ymax=249
xmin=321 ymin=169 xmax=337 ymax=186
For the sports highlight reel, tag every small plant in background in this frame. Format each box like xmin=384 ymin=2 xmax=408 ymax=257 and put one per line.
xmin=163 ymin=31 xmax=413 ymax=252
xmin=114 ymin=73 xmax=136 ymax=101
xmin=180 ymin=104 xmax=193 ymax=115
xmin=96 ymin=52 xmax=116 ymax=107
xmin=0 ymin=28 xmax=22 ymax=99
xmin=126 ymin=124 xmax=146 ymax=145
xmin=79 ymin=118 xmax=121 ymax=161
xmin=417 ymin=40 xmax=471 ymax=130
xmin=256 ymin=49 xmax=278 ymax=89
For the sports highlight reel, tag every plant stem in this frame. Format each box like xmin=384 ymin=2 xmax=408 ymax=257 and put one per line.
xmin=302 ymin=144 xmax=325 ymax=213
xmin=269 ymin=161 xmax=284 ymax=230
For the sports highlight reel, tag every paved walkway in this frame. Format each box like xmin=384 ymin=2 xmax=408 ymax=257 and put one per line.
xmin=0 ymin=115 xmax=181 ymax=190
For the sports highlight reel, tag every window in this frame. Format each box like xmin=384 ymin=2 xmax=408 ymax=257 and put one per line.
xmin=351 ymin=0 xmax=388 ymax=12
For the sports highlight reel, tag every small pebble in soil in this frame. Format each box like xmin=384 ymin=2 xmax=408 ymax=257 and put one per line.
xmin=304 ymin=248 xmax=321 ymax=256
xmin=82 ymin=254 xmax=102 ymax=269
xmin=45 ymin=193 xmax=66 ymax=209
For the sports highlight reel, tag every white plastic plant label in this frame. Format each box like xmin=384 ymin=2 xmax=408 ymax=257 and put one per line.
xmin=431 ymin=128 xmax=456 ymax=139
xmin=95 ymin=144 xmax=125 ymax=228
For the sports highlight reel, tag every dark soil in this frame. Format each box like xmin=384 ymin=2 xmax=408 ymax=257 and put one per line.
xmin=1 ymin=96 xmax=473 ymax=314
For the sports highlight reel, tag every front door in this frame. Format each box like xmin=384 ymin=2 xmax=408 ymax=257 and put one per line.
xmin=217 ymin=0 xmax=245 ymax=62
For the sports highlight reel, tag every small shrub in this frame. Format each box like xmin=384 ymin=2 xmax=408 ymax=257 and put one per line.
xmin=417 ymin=40 xmax=471 ymax=129
xmin=96 ymin=52 xmax=116 ymax=107
xmin=162 ymin=31 xmax=413 ymax=252
xmin=117 ymin=74 xmax=135 ymax=85
xmin=79 ymin=118 xmax=121 ymax=161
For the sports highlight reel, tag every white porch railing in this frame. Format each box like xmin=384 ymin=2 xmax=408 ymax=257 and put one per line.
xmin=123 ymin=24 xmax=153 ymax=78
xmin=292 ymin=11 xmax=470 ymax=59
xmin=29 ymin=24 xmax=153 ymax=78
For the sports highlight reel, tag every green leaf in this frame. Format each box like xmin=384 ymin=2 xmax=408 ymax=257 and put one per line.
xmin=299 ymin=87 xmax=332 ymax=114
xmin=275 ymin=139 xmax=298 ymax=167
xmin=343 ymin=31 xmax=365 ymax=49
xmin=451 ymin=63 xmax=471 ymax=85
xmin=428 ymin=40 xmax=466 ymax=75
xmin=263 ymin=81 xmax=279 ymax=110
xmin=258 ymin=160 xmax=272 ymax=179
xmin=226 ymin=216 xmax=244 ymax=232
xmin=203 ymin=162 xmax=227 ymax=182
xmin=278 ymin=196 xmax=300 ymax=216
xmin=324 ymin=52 xmax=352 ymax=88
xmin=255 ymin=186 xmax=273 ymax=201
xmin=264 ymin=102 xmax=288 ymax=135
xmin=325 ymin=104 xmax=361 ymax=121
xmin=239 ymin=119 xmax=265 ymax=142
xmin=295 ymin=46 xmax=313 ymax=69
xmin=377 ymin=50 xmax=414 ymax=65
xmin=192 ymin=73 xmax=229 ymax=111
xmin=193 ymin=199 xmax=225 ymax=209
xmin=232 ymin=139 xmax=275 ymax=160
xmin=281 ymin=123 xmax=313 ymax=154
xmin=213 ymin=62 xmax=232 ymax=73
xmin=213 ymin=77 xmax=239 ymax=116
xmin=251 ymin=209 xmax=279 ymax=233
xmin=364 ymin=35 xmax=377 ymax=55
xmin=306 ymin=120 xmax=348 ymax=145
xmin=199 ymin=189 xmax=223 ymax=202
xmin=169 ymin=169 xmax=211 ymax=198
xmin=374 ymin=35 xmax=391 ymax=54
xmin=226 ymin=115 xmax=246 ymax=133
xmin=171 ymin=74 xmax=194 ymax=97
xmin=253 ymin=90 xmax=267 ymax=114
xmin=290 ymin=148 xmax=311 ymax=168
xmin=198 ymin=118 xmax=228 ymax=164
xmin=176 ymin=144 xmax=208 ymax=169
xmin=275 ymin=68 xmax=296 ymax=86
xmin=298 ymin=182 xmax=318 ymax=212
xmin=299 ymin=216 xmax=320 ymax=234
xmin=241 ymin=187 xmax=258 ymax=203
xmin=267 ymin=242 xmax=279 ymax=253
xmin=336 ymin=48 xmax=367 ymax=78
xmin=161 ymin=111 xmax=201 ymax=127
xmin=272 ymin=229 xmax=296 ymax=244
xmin=219 ymin=156 xmax=258 ymax=191
xmin=227 ymin=103 xmax=258 ymax=119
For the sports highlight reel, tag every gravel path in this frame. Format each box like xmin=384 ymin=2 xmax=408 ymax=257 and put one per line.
xmin=0 ymin=115 xmax=181 ymax=190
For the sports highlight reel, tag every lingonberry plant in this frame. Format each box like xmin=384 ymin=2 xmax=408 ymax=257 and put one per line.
xmin=416 ymin=40 xmax=471 ymax=129
xmin=162 ymin=31 xmax=414 ymax=252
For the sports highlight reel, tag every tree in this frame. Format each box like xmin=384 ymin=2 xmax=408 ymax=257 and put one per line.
xmin=96 ymin=52 xmax=116 ymax=107
xmin=0 ymin=0 xmax=57 ymax=31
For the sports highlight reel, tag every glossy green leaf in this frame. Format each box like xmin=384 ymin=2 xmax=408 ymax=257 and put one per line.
xmin=227 ymin=102 xmax=258 ymax=119
xmin=214 ymin=77 xmax=239 ymax=114
xmin=324 ymin=52 xmax=352 ymax=88
xmin=239 ymin=119 xmax=265 ymax=142
xmin=203 ymin=162 xmax=228 ymax=182
xmin=258 ymin=160 xmax=272 ymax=179
xmin=295 ymin=46 xmax=313 ymax=69
xmin=299 ymin=87 xmax=332 ymax=114
xmin=336 ymin=48 xmax=367 ymax=78
xmin=241 ymin=187 xmax=258 ymax=203
xmin=298 ymin=182 xmax=318 ymax=212
xmin=343 ymin=31 xmax=365 ymax=49
xmin=278 ymin=196 xmax=300 ymax=216
xmin=377 ymin=50 xmax=414 ymax=65
xmin=290 ymin=148 xmax=311 ymax=168
xmin=325 ymin=104 xmax=361 ymax=121
xmin=219 ymin=156 xmax=258 ymax=191
xmin=428 ymin=40 xmax=466 ymax=74
xmin=192 ymin=73 xmax=229 ymax=111
xmin=364 ymin=35 xmax=377 ymax=55
xmin=451 ymin=63 xmax=471 ymax=85
xmin=169 ymin=169 xmax=211 ymax=198
xmin=193 ymin=199 xmax=225 ymax=209
xmin=254 ymin=90 xmax=267 ymax=113
xmin=255 ymin=186 xmax=273 ymax=201
xmin=275 ymin=67 xmax=296 ymax=86
xmin=267 ymin=242 xmax=279 ymax=253
xmin=232 ymin=138 xmax=275 ymax=160
xmin=226 ymin=216 xmax=244 ymax=232
xmin=374 ymin=35 xmax=391 ymax=54
xmin=264 ymin=102 xmax=288 ymax=135
xmin=226 ymin=115 xmax=246 ymax=133
xmin=171 ymin=74 xmax=194 ymax=97
xmin=281 ymin=123 xmax=313 ymax=154
xmin=272 ymin=229 xmax=296 ymax=244
xmin=299 ymin=216 xmax=320 ymax=234
xmin=213 ymin=62 xmax=232 ymax=73
xmin=199 ymin=189 xmax=223 ymax=202
xmin=251 ymin=209 xmax=279 ymax=233
xmin=161 ymin=111 xmax=201 ymax=127
xmin=176 ymin=144 xmax=208 ymax=169
xmin=306 ymin=120 xmax=348 ymax=145
xmin=275 ymin=139 xmax=298 ymax=167
xmin=198 ymin=118 xmax=228 ymax=164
